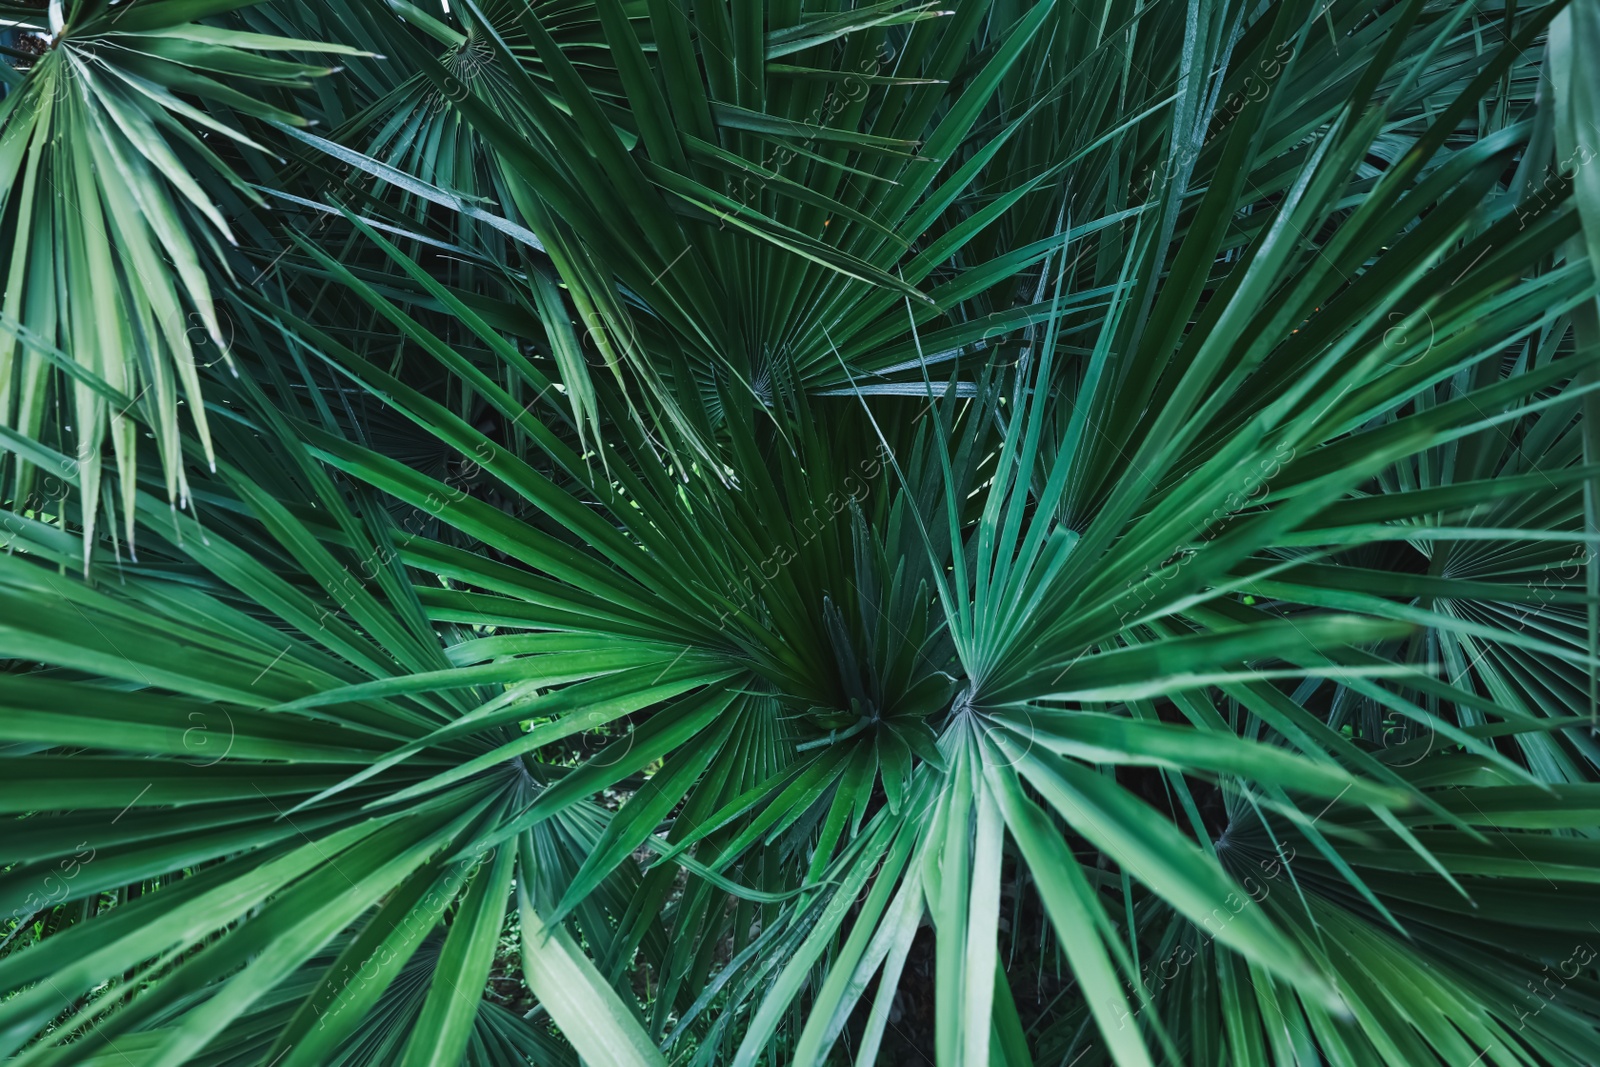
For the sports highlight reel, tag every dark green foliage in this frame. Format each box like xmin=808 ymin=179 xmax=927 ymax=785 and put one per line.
xmin=2 ymin=0 xmax=1600 ymax=1063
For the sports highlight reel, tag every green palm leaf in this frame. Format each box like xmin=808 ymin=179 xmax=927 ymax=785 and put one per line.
xmin=2 ymin=0 xmax=1599 ymax=1063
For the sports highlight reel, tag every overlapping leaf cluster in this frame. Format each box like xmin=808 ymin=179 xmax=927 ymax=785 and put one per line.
xmin=2 ymin=0 xmax=1600 ymax=1063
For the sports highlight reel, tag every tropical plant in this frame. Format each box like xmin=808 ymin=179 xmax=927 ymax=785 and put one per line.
xmin=2 ymin=0 xmax=1600 ymax=1064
